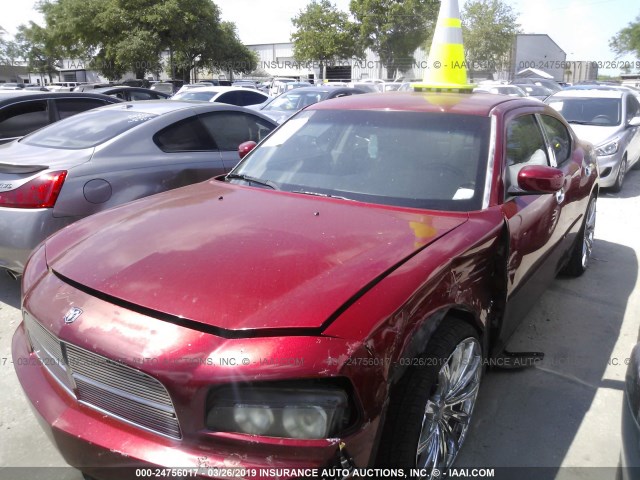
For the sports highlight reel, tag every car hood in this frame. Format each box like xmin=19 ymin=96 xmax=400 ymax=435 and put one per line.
xmin=569 ymin=124 xmax=622 ymax=147
xmin=44 ymin=181 xmax=467 ymax=333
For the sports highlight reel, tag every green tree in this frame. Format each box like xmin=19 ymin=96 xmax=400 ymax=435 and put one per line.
xmin=14 ymin=22 xmax=64 ymax=83
xmin=350 ymin=0 xmax=439 ymax=79
xmin=0 ymin=26 xmax=22 ymax=66
xmin=461 ymin=0 xmax=521 ymax=78
xmin=291 ymin=0 xmax=362 ymax=81
xmin=37 ymin=0 xmax=249 ymax=81
xmin=211 ymin=22 xmax=258 ymax=80
xmin=610 ymin=14 xmax=640 ymax=60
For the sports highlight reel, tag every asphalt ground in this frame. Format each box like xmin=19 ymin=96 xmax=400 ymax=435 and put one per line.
xmin=1 ymin=169 xmax=639 ymax=479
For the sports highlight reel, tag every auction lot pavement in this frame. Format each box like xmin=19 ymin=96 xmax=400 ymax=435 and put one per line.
xmin=1 ymin=170 xmax=639 ymax=479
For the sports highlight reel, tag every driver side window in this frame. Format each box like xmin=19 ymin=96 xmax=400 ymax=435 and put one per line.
xmin=505 ymin=114 xmax=549 ymax=194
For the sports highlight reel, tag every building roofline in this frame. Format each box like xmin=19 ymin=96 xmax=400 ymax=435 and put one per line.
xmin=516 ymin=33 xmax=566 ymax=54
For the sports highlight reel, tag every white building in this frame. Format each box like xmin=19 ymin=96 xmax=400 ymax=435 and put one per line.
xmin=511 ymin=34 xmax=567 ymax=81
xmin=246 ymin=42 xmax=428 ymax=82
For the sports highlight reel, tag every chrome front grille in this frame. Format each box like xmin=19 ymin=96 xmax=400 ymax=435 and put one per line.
xmin=24 ymin=313 xmax=182 ymax=439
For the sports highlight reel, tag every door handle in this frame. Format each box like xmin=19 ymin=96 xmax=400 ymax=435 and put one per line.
xmin=555 ymin=187 xmax=565 ymax=204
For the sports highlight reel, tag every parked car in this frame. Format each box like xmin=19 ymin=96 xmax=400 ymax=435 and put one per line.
xmin=91 ymin=86 xmax=170 ymax=101
xmin=347 ymin=82 xmax=381 ymax=93
xmin=47 ymin=81 xmax=83 ymax=92
xmin=0 ymin=91 xmax=121 ymax=145
xmin=12 ymin=92 xmax=598 ymax=478
xmin=0 ymin=101 xmax=277 ymax=275
xmin=473 ymin=85 xmax=527 ymax=97
xmin=513 ymin=84 xmax=554 ymax=100
xmin=120 ymin=79 xmax=152 ymax=88
xmin=174 ymin=83 xmax=211 ymax=95
xmin=150 ymin=80 xmax=183 ymax=95
xmin=73 ymin=83 xmax=111 ymax=92
xmin=171 ymin=86 xmax=269 ymax=106
xmin=268 ymin=77 xmax=297 ymax=96
xmin=255 ymin=86 xmax=366 ymax=123
xmin=0 ymin=82 xmax=26 ymax=90
xmin=545 ymin=89 xmax=640 ymax=191
xmin=232 ymin=80 xmax=260 ymax=90
xmin=511 ymin=77 xmax=563 ymax=93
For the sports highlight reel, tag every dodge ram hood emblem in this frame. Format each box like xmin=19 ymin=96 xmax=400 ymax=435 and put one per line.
xmin=64 ymin=307 xmax=83 ymax=324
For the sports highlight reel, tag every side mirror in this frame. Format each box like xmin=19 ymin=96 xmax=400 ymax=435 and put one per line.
xmin=238 ymin=141 xmax=257 ymax=159
xmin=628 ymin=116 xmax=640 ymax=127
xmin=510 ymin=165 xmax=564 ymax=195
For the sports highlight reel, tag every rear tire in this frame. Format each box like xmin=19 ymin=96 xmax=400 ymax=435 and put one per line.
xmin=375 ymin=319 xmax=482 ymax=477
xmin=562 ymin=196 xmax=596 ymax=277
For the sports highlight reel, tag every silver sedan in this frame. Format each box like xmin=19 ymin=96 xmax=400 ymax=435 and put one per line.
xmin=0 ymin=101 xmax=277 ymax=276
xmin=545 ymin=89 xmax=640 ymax=191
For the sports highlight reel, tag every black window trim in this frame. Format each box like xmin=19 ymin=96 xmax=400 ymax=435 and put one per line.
xmin=537 ymin=112 xmax=572 ymax=167
xmin=152 ymin=115 xmax=219 ymax=153
xmin=503 ymin=111 xmax=552 ymax=201
xmin=0 ymin=98 xmax=54 ymax=141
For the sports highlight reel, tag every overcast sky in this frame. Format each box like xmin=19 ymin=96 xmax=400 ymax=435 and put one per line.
xmin=2 ymin=0 xmax=638 ymax=68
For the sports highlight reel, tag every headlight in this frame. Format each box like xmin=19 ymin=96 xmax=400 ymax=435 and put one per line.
xmin=595 ymin=138 xmax=619 ymax=156
xmin=206 ymin=383 xmax=352 ymax=439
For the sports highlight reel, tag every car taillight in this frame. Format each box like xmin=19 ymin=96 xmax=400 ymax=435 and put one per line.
xmin=0 ymin=170 xmax=67 ymax=208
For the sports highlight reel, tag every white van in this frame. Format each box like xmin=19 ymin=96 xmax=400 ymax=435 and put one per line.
xmin=268 ymin=78 xmax=297 ymax=96
xmin=47 ymin=82 xmax=83 ymax=92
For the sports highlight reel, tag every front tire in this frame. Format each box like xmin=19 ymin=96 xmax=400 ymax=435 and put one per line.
xmin=376 ymin=319 xmax=482 ymax=477
xmin=611 ymin=156 xmax=627 ymax=193
xmin=563 ymin=196 xmax=596 ymax=277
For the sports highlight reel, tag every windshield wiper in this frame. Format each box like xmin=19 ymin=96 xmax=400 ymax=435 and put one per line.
xmin=292 ymin=190 xmax=354 ymax=201
xmin=226 ymin=173 xmax=278 ymax=190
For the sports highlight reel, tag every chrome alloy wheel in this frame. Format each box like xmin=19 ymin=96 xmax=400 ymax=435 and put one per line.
xmin=415 ymin=337 xmax=482 ymax=474
xmin=581 ymin=198 xmax=596 ymax=269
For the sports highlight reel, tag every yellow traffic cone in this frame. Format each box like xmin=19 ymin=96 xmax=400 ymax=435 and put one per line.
xmin=414 ymin=0 xmax=474 ymax=93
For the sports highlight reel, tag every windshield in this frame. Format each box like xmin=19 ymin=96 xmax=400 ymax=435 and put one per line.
xmin=22 ymin=109 xmax=156 ymax=149
xmin=547 ymin=97 xmax=622 ymax=126
xmin=264 ymin=90 xmax=329 ymax=112
xmin=172 ymin=91 xmax=216 ymax=101
xmin=231 ymin=110 xmax=491 ymax=211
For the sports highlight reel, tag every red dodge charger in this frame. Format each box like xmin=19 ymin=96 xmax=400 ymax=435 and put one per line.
xmin=13 ymin=92 xmax=598 ymax=479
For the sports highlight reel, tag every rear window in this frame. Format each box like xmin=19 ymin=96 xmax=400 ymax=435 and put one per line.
xmin=22 ymin=109 xmax=156 ymax=149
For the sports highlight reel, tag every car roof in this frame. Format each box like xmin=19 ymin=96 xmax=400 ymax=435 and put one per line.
xmin=307 ymin=91 xmax=536 ymax=115
xmin=282 ymin=86 xmax=350 ymax=94
xmin=92 ymin=86 xmax=162 ymax=93
xmin=176 ymin=86 xmax=264 ymax=94
xmin=0 ymin=91 xmax=123 ymax=104
xmin=549 ymin=90 xmax=624 ymax=99
xmin=94 ymin=99 xmax=276 ymax=118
